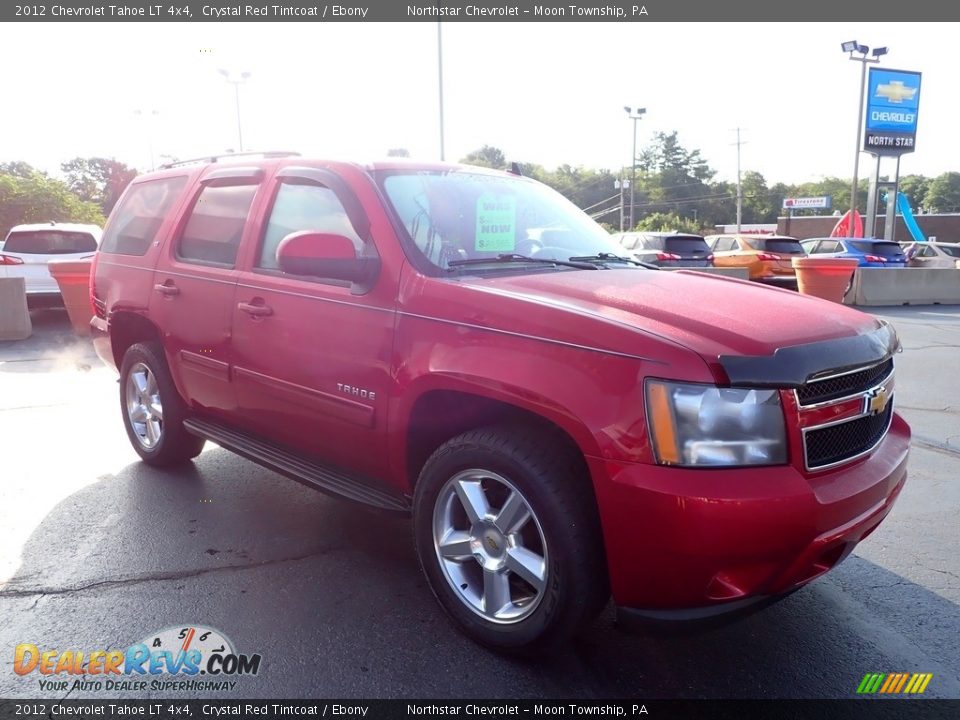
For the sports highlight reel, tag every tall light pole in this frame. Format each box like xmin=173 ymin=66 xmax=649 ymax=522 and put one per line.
xmin=731 ymin=127 xmax=747 ymax=234
xmin=624 ymin=106 xmax=646 ymax=231
xmin=219 ymin=68 xmax=251 ymax=152
xmin=133 ymin=108 xmax=159 ymax=171
xmin=841 ymin=41 xmax=885 ymax=237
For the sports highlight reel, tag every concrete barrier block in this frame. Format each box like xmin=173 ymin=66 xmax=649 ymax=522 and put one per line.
xmin=0 ymin=277 xmax=32 ymax=341
xmin=665 ymin=267 xmax=751 ymax=279
xmin=845 ymin=267 xmax=960 ymax=306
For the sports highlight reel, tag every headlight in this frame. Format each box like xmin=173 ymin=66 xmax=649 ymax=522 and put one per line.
xmin=646 ymin=380 xmax=787 ymax=467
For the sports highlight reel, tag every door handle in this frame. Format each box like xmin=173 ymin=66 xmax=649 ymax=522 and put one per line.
xmin=238 ymin=301 xmax=273 ymax=318
xmin=154 ymin=282 xmax=179 ymax=297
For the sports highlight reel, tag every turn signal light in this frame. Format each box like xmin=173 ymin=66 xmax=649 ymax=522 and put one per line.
xmin=865 ymin=254 xmax=887 ymax=263
xmin=756 ymin=253 xmax=781 ymax=261
xmin=0 ymin=254 xmax=24 ymax=265
xmin=656 ymin=252 xmax=682 ymax=261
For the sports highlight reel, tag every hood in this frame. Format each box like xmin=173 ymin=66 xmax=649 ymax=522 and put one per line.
xmin=462 ymin=269 xmax=882 ymax=368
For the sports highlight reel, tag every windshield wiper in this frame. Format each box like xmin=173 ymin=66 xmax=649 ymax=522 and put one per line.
xmin=446 ymin=253 xmax=598 ymax=271
xmin=569 ymin=253 xmax=660 ymax=270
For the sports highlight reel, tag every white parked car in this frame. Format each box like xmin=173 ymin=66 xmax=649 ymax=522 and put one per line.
xmin=0 ymin=222 xmax=102 ymax=305
xmin=901 ymin=241 xmax=960 ymax=269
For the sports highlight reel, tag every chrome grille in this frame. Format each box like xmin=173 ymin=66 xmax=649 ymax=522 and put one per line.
xmin=796 ymin=358 xmax=894 ymax=406
xmin=804 ymin=401 xmax=893 ymax=470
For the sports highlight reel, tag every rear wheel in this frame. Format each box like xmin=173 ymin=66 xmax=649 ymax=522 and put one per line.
xmin=413 ymin=425 xmax=608 ymax=654
xmin=119 ymin=342 xmax=205 ymax=466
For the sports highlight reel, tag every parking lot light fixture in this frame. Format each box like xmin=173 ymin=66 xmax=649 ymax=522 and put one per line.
xmin=843 ymin=43 xmax=884 ymax=237
xmin=219 ymin=69 xmax=252 ymax=152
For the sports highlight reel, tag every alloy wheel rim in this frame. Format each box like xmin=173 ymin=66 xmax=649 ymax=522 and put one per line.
xmin=125 ymin=362 xmax=163 ymax=449
xmin=432 ymin=469 xmax=548 ymax=624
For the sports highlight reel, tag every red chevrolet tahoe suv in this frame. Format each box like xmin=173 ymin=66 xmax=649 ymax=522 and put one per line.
xmin=91 ymin=154 xmax=909 ymax=653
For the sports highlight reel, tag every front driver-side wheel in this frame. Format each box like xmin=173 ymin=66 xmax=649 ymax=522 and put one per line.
xmin=119 ymin=342 xmax=205 ymax=467
xmin=413 ymin=425 xmax=608 ymax=654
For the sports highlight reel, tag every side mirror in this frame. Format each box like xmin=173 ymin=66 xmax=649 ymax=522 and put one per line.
xmin=276 ymin=231 xmax=379 ymax=284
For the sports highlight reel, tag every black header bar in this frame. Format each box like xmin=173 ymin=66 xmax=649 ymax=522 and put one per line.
xmin=3 ymin=1 xmax=959 ymax=22
xmin=0 ymin=699 xmax=958 ymax=720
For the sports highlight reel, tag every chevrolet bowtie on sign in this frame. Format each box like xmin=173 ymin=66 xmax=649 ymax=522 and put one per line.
xmin=864 ymin=68 xmax=923 ymax=155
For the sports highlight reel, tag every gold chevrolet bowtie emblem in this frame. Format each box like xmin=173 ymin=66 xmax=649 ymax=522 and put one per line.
xmin=876 ymin=81 xmax=917 ymax=104
xmin=867 ymin=386 xmax=891 ymax=415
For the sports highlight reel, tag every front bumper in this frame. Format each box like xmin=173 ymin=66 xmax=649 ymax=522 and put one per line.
xmin=590 ymin=413 xmax=909 ymax=619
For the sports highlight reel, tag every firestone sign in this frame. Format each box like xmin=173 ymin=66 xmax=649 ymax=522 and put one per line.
xmin=782 ymin=197 xmax=832 ymax=210
xmin=864 ymin=68 xmax=922 ymax=155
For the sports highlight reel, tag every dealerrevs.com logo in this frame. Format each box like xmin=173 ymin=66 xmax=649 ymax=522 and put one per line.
xmin=13 ymin=625 xmax=262 ymax=693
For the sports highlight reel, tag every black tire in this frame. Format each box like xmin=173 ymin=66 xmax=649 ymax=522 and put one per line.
xmin=413 ymin=424 xmax=609 ymax=654
xmin=119 ymin=342 xmax=205 ymax=467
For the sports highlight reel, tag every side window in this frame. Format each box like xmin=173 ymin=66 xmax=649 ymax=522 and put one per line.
xmin=619 ymin=234 xmax=638 ymax=250
xmin=100 ymin=176 xmax=188 ymax=256
xmin=818 ymin=240 xmax=840 ymax=254
xmin=919 ymin=245 xmax=936 ymax=258
xmin=258 ymin=182 xmax=363 ymax=270
xmin=717 ymin=237 xmax=737 ymax=252
xmin=176 ymin=184 xmax=258 ymax=267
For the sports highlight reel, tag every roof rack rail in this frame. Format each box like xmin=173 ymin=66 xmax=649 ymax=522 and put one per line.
xmin=159 ymin=150 xmax=301 ymax=170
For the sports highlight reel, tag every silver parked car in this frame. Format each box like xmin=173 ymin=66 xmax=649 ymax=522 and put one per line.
xmin=613 ymin=231 xmax=714 ymax=268
xmin=901 ymin=241 xmax=960 ymax=269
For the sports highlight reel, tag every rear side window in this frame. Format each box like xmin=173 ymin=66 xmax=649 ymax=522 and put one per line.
xmin=939 ymin=245 xmax=960 ymax=258
xmin=177 ymin=184 xmax=258 ymax=267
xmin=712 ymin=236 xmax=737 ymax=252
xmin=665 ymin=236 xmax=710 ymax=254
xmin=816 ymin=240 xmax=841 ymax=253
xmin=762 ymin=239 xmax=805 ymax=255
xmin=638 ymin=236 xmax=663 ymax=250
xmin=258 ymin=182 xmax=363 ymax=270
xmin=100 ymin=176 xmax=188 ymax=256
xmin=619 ymin=234 xmax=639 ymax=250
xmin=851 ymin=241 xmax=903 ymax=258
xmin=3 ymin=231 xmax=97 ymax=254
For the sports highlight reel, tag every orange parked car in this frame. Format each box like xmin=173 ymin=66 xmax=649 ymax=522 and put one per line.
xmin=705 ymin=234 xmax=806 ymax=285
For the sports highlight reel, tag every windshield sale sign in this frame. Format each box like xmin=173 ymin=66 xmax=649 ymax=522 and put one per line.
xmin=864 ymin=68 xmax=922 ymax=154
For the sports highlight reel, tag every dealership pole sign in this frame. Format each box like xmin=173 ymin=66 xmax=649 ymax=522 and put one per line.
xmin=864 ymin=68 xmax=922 ymax=155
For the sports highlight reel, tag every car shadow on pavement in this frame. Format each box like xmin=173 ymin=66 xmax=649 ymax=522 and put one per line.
xmin=1 ymin=448 xmax=958 ymax=700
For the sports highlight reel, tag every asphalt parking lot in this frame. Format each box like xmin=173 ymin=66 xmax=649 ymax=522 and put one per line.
xmin=0 ymin=307 xmax=958 ymax=700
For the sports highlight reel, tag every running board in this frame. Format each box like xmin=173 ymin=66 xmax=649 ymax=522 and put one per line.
xmin=183 ymin=417 xmax=411 ymax=514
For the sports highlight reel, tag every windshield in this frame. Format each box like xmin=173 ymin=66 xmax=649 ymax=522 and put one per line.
xmin=3 ymin=230 xmax=97 ymax=254
xmin=664 ymin=237 xmax=710 ymax=255
xmin=937 ymin=244 xmax=960 ymax=258
xmin=757 ymin=238 xmax=805 ymax=255
xmin=851 ymin=241 xmax=903 ymax=258
xmin=379 ymin=170 xmax=626 ymax=271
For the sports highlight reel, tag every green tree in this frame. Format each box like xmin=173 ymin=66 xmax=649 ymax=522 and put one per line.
xmin=0 ymin=172 xmax=105 ymax=239
xmin=0 ymin=161 xmax=44 ymax=179
xmin=739 ymin=171 xmax=779 ymax=224
xmin=60 ymin=157 xmax=138 ymax=215
xmin=460 ymin=145 xmax=506 ymax=169
xmin=923 ymin=172 xmax=960 ymax=213
xmin=898 ymin=175 xmax=930 ymax=210
xmin=633 ymin=131 xmax=717 ymax=227
xmin=635 ymin=211 xmax=701 ymax=234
